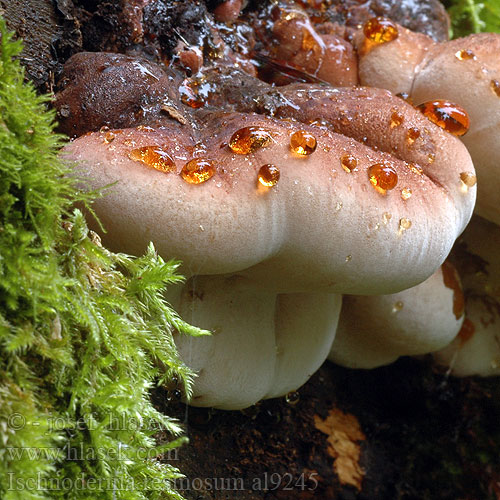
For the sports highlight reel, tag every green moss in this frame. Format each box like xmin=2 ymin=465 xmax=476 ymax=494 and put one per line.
xmin=0 ymin=19 xmax=206 ymax=500
xmin=444 ymin=0 xmax=500 ymax=38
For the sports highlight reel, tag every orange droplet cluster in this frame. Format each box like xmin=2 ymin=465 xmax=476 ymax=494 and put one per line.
xmin=491 ymin=79 xmax=500 ymax=97
xmin=290 ymin=130 xmax=317 ymax=155
xmin=229 ymin=127 xmax=273 ymax=154
xmin=179 ymin=79 xmax=205 ymax=109
xmin=180 ymin=158 xmax=216 ymax=184
xmin=368 ymin=163 xmax=398 ymax=192
xmin=341 ymin=154 xmax=357 ymax=173
xmin=454 ymin=49 xmax=476 ymax=61
xmin=441 ymin=261 xmax=465 ymax=320
xmin=258 ymin=164 xmax=280 ymax=187
xmin=128 ymin=146 xmax=176 ymax=173
xmin=390 ymin=111 xmax=404 ymax=128
xmin=363 ymin=17 xmax=399 ymax=44
xmin=416 ymin=100 xmax=470 ymax=136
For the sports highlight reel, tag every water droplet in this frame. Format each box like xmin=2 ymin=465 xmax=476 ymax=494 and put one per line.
xmin=396 ymin=92 xmax=413 ymax=104
xmin=285 ymin=391 xmax=300 ymax=405
xmin=400 ymin=187 xmax=412 ymax=200
xmin=341 ymin=154 xmax=358 ymax=173
xmin=459 ymin=172 xmax=477 ymax=188
xmin=99 ymin=125 xmax=110 ymax=133
xmin=128 ymin=146 xmax=176 ymax=173
xmin=180 ymin=158 xmax=216 ymax=184
xmin=290 ymin=130 xmax=317 ymax=155
xmin=179 ymin=79 xmax=205 ymax=109
xmin=416 ymin=100 xmax=470 ymax=136
xmin=103 ymin=131 xmax=115 ymax=144
xmin=345 ymin=255 xmax=352 ymax=262
xmin=368 ymin=163 xmax=398 ymax=193
xmin=258 ymin=164 xmax=280 ymax=187
xmin=454 ymin=49 xmax=476 ymax=61
xmin=137 ymin=125 xmax=154 ymax=132
xmin=406 ymin=163 xmax=423 ymax=176
xmin=406 ymin=127 xmax=420 ymax=145
xmin=363 ymin=17 xmax=399 ymax=44
xmin=168 ymin=389 xmax=182 ymax=401
xmin=427 ymin=153 xmax=435 ymax=164
xmin=490 ymin=79 xmax=500 ymax=97
xmin=398 ymin=217 xmax=412 ymax=234
xmin=392 ymin=301 xmax=404 ymax=313
xmin=229 ymin=127 xmax=273 ymax=154
xmin=390 ymin=111 xmax=404 ymax=129
xmin=335 ymin=201 xmax=343 ymax=211
xmin=382 ymin=212 xmax=392 ymax=224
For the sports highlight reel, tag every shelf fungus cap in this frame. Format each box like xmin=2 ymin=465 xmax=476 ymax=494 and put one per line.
xmin=434 ymin=217 xmax=500 ymax=377
xmin=410 ymin=33 xmax=500 ymax=226
xmin=357 ymin=27 xmax=500 ymax=225
xmin=63 ymin=87 xmax=476 ymax=295
xmin=329 ymin=262 xmax=465 ymax=369
xmin=61 ymin=57 xmax=476 ymax=409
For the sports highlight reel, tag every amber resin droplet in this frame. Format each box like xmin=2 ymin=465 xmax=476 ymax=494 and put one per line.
xmin=401 ymin=187 xmax=412 ymax=200
xmin=406 ymin=163 xmax=423 ymax=176
xmin=416 ymin=100 xmax=470 ymax=136
xmin=491 ymin=79 xmax=500 ymax=97
xmin=229 ymin=127 xmax=273 ymax=154
xmin=363 ymin=17 xmax=398 ymax=44
xmin=180 ymin=158 xmax=216 ymax=184
xmin=179 ymin=80 xmax=205 ymax=109
xmin=258 ymin=164 xmax=280 ymax=187
xmin=290 ymin=130 xmax=317 ymax=155
xmin=390 ymin=111 xmax=404 ymax=128
xmin=392 ymin=301 xmax=404 ymax=313
xmin=103 ymin=131 xmax=116 ymax=144
xmin=128 ymin=146 xmax=176 ymax=173
xmin=454 ymin=49 xmax=476 ymax=61
xmin=441 ymin=261 xmax=465 ymax=320
xmin=285 ymin=391 xmax=300 ymax=405
xmin=382 ymin=212 xmax=392 ymax=225
xmin=368 ymin=163 xmax=398 ymax=192
xmin=341 ymin=154 xmax=357 ymax=173
xmin=406 ymin=127 xmax=420 ymax=145
xmin=460 ymin=172 xmax=477 ymax=188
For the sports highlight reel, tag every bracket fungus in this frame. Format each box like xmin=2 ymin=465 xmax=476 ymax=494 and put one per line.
xmin=329 ymin=261 xmax=465 ymax=370
xmin=59 ymin=43 xmax=477 ymax=408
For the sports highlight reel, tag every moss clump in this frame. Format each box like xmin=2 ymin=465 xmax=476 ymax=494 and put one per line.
xmin=444 ymin=0 xmax=500 ymax=38
xmin=0 ymin=19 xmax=206 ymax=500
